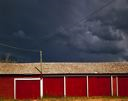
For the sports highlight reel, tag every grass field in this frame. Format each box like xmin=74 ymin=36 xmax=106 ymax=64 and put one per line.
xmin=1 ymin=97 xmax=128 ymax=101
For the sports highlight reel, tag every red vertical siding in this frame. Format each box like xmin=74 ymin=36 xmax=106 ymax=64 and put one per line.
xmin=118 ymin=76 xmax=128 ymax=96
xmin=16 ymin=80 xmax=40 ymax=99
xmin=43 ymin=77 xmax=64 ymax=97
xmin=66 ymin=77 xmax=87 ymax=96
xmin=88 ymin=76 xmax=111 ymax=96
xmin=0 ymin=77 xmax=14 ymax=99
xmin=113 ymin=77 xmax=117 ymax=96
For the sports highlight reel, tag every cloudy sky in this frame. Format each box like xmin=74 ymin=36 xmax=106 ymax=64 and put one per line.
xmin=0 ymin=0 xmax=128 ymax=62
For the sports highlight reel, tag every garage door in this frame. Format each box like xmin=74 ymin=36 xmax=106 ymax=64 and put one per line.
xmin=118 ymin=76 xmax=128 ymax=96
xmin=43 ymin=77 xmax=64 ymax=96
xmin=88 ymin=76 xmax=111 ymax=96
xmin=66 ymin=77 xmax=87 ymax=96
xmin=15 ymin=78 xmax=40 ymax=99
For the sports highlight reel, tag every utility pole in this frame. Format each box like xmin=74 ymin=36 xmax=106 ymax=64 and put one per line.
xmin=40 ymin=50 xmax=43 ymax=98
xmin=40 ymin=50 xmax=43 ymax=76
xmin=35 ymin=50 xmax=43 ymax=75
xmin=34 ymin=50 xmax=43 ymax=98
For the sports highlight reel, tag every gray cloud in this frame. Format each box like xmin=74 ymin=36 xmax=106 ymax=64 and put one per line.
xmin=62 ymin=21 xmax=127 ymax=54
xmin=12 ymin=30 xmax=31 ymax=39
xmin=0 ymin=0 xmax=128 ymax=62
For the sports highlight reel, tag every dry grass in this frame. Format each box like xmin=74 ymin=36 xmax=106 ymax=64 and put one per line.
xmin=1 ymin=97 xmax=128 ymax=101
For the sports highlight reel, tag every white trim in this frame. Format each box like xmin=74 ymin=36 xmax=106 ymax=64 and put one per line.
xmin=86 ymin=76 xmax=89 ymax=97
xmin=14 ymin=79 xmax=16 ymax=99
xmin=111 ymin=76 xmax=113 ymax=96
xmin=64 ymin=76 xmax=66 ymax=97
xmin=116 ymin=76 xmax=118 ymax=96
xmin=15 ymin=78 xmax=40 ymax=81
xmin=40 ymin=79 xmax=43 ymax=98
xmin=14 ymin=78 xmax=40 ymax=99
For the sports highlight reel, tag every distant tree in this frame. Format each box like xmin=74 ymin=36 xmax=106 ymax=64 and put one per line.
xmin=0 ymin=54 xmax=18 ymax=63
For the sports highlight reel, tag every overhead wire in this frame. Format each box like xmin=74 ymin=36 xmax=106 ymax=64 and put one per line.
xmin=64 ymin=0 xmax=115 ymax=31
xmin=0 ymin=0 xmax=115 ymax=53
xmin=39 ymin=0 xmax=115 ymax=39
xmin=0 ymin=51 xmax=32 ymax=62
xmin=0 ymin=42 xmax=39 ymax=53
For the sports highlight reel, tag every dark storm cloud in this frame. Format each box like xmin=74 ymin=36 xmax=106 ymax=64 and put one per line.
xmin=96 ymin=0 xmax=128 ymax=31
xmin=57 ymin=22 xmax=126 ymax=55
xmin=45 ymin=0 xmax=128 ymax=61
xmin=0 ymin=0 xmax=128 ymax=62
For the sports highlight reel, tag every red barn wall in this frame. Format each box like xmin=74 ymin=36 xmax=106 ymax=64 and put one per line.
xmin=43 ymin=77 xmax=64 ymax=97
xmin=88 ymin=76 xmax=111 ymax=96
xmin=66 ymin=77 xmax=87 ymax=96
xmin=112 ymin=76 xmax=117 ymax=96
xmin=0 ymin=75 xmax=128 ymax=99
xmin=0 ymin=77 xmax=14 ymax=99
xmin=118 ymin=76 xmax=128 ymax=96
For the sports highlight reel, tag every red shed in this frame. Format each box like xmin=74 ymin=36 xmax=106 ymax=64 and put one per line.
xmin=0 ymin=62 xmax=128 ymax=99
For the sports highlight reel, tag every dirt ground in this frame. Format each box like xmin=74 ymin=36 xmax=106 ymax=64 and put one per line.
xmin=40 ymin=97 xmax=128 ymax=101
xmin=1 ymin=97 xmax=128 ymax=101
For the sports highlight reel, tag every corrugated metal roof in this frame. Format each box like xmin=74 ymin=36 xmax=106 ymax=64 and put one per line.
xmin=0 ymin=62 xmax=128 ymax=74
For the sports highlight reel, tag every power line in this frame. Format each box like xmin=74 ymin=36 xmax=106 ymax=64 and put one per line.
xmin=0 ymin=42 xmax=39 ymax=53
xmin=64 ymin=0 xmax=115 ymax=31
xmin=39 ymin=0 xmax=115 ymax=40
xmin=0 ymin=0 xmax=115 ymax=52
xmin=0 ymin=51 xmax=33 ymax=62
